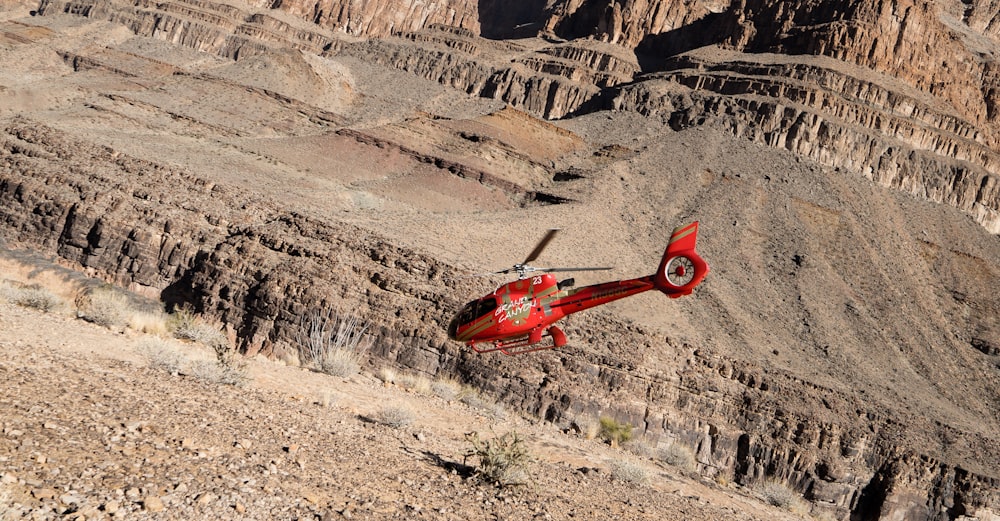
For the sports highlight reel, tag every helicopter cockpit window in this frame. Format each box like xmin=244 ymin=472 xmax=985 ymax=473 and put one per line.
xmin=457 ymin=297 xmax=497 ymax=324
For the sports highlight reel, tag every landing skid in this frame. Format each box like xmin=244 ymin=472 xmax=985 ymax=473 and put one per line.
xmin=470 ymin=326 xmax=567 ymax=356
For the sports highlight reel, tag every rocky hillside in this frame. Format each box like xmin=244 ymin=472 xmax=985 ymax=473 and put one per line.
xmin=2 ymin=0 xmax=999 ymax=520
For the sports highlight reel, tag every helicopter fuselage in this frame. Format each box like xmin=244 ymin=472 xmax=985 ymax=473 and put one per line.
xmin=447 ymin=273 xmax=657 ymax=345
xmin=447 ymin=222 xmax=709 ymax=354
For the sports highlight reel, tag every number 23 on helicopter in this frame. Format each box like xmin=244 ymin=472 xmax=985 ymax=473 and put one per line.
xmin=446 ymin=222 xmax=709 ymax=355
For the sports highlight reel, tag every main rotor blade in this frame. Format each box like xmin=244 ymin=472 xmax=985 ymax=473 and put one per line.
xmin=537 ymin=266 xmax=614 ymax=273
xmin=523 ymin=229 xmax=560 ymax=264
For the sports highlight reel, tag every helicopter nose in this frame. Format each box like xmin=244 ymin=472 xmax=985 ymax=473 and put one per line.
xmin=447 ymin=315 xmax=459 ymax=340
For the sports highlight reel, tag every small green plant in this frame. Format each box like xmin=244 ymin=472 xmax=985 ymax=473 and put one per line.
xmin=610 ymin=459 xmax=649 ymax=486
xmin=375 ymin=405 xmax=414 ymax=428
xmin=297 ymin=308 xmax=371 ymax=377
xmin=598 ymin=416 xmax=633 ymax=447
xmin=464 ymin=431 xmax=533 ymax=487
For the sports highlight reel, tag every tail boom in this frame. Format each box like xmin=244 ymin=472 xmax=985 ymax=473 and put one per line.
xmin=653 ymin=221 xmax=709 ymax=298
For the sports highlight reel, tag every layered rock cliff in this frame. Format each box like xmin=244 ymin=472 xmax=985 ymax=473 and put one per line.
xmin=37 ymin=0 xmax=1000 ymax=233
xmin=6 ymin=0 xmax=1000 ymax=519
xmin=4 ymin=110 xmax=1000 ymax=521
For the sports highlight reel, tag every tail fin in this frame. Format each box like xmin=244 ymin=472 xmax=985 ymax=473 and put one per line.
xmin=653 ymin=221 xmax=709 ymax=298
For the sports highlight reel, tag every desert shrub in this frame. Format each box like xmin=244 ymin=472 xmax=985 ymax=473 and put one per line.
xmin=656 ymin=442 xmax=696 ymax=471
xmin=136 ymin=337 xmax=186 ymax=375
xmin=610 ymin=459 xmax=649 ymax=486
xmin=757 ymin=479 xmax=809 ymax=514
xmin=316 ymin=391 xmax=337 ymax=408
xmin=430 ymin=379 xmax=462 ymax=401
xmin=624 ymin=439 xmax=655 ymax=459
xmin=297 ymin=308 xmax=371 ymax=377
xmin=190 ymin=352 xmax=248 ymax=387
xmin=75 ymin=286 xmax=132 ymax=329
xmin=598 ymin=417 xmax=633 ymax=447
xmin=376 ymin=367 xmax=397 ymax=384
xmin=464 ymin=431 xmax=533 ymax=487
xmin=375 ymin=405 xmax=414 ymax=428
xmin=168 ymin=307 xmax=227 ymax=348
xmin=129 ymin=311 xmax=169 ymax=336
xmin=571 ymin=415 xmax=601 ymax=440
xmin=0 ymin=281 xmax=61 ymax=312
xmin=396 ymin=373 xmax=432 ymax=395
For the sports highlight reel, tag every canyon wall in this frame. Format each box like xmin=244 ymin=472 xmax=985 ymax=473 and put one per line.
xmin=7 ymin=0 xmax=1000 ymax=519
xmin=3 ymin=111 xmax=1000 ymax=521
xmin=37 ymin=0 xmax=1000 ymax=233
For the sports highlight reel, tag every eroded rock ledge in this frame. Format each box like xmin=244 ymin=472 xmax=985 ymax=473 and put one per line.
xmin=3 ymin=117 xmax=999 ymax=521
xmin=36 ymin=0 xmax=1000 ymax=234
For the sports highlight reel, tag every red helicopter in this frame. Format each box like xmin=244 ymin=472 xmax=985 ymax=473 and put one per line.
xmin=447 ymin=222 xmax=709 ymax=355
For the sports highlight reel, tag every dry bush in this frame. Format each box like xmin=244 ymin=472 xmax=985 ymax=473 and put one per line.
xmin=376 ymin=367 xmax=397 ymax=384
xmin=190 ymin=353 xmax=248 ymax=387
xmin=136 ymin=337 xmax=186 ymax=375
xmin=458 ymin=386 xmax=487 ymax=408
xmin=757 ymin=479 xmax=810 ymax=515
xmin=168 ymin=307 xmax=227 ymax=348
xmin=571 ymin=415 xmax=601 ymax=440
xmin=464 ymin=431 xmax=533 ymax=487
xmin=598 ymin=417 xmax=633 ymax=447
xmin=375 ymin=405 xmax=414 ymax=428
xmin=75 ymin=286 xmax=132 ymax=330
xmin=610 ymin=459 xmax=649 ymax=486
xmin=129 ymin=311 xmax=169 ymax=336
xmin=0 ymin=280 xmax=62 ymax=312
xmin=316 ymin=391 xmax=337 ymax=408
xmin=430 ymin=379 xmax=462 ymax=401
xmin=396 ymin=373 xmax=432 ymax=395
xmin=656 ymin=442 xmax=696 ymax=471
xmin=297 ymin=308 xmax=371 ymax=377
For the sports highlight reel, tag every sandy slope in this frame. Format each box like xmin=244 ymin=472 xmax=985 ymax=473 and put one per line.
xmin=0 ymin=278 xmax=807 ymax=520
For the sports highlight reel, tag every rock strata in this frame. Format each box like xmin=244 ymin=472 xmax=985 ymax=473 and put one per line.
xmin=4 ymin=0 xmax=1000 ymax=520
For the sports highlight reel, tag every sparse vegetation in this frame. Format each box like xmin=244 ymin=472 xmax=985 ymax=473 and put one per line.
xmin=598 ymin=416 xmax=633 ymax=447
xmin=169 ymin=306 xmax=227 ymax=348
xmin=128 ymin=310 xmax=169 ymax=336
xmin=0 ymin=280 xmax=62 ymax=312
xmin=757 ymin=479 xmax=810 ymax=515
xmin=75 ymin=286 xmax=131 ymax=330
xmin=571 ymin=415 xmax=601 ymax=440
xmin=656 ymin=442 xmax=696 ymax=471
xmin=316 ymin=391 xmax=337 ymax=408
xmin=190 ymin=351 xmax=248 ymax=387
xmin=297 ymin=308 xmax=371 ymax=377
xmin=464 ymin=431 xmax=533 ymax=487
xmin=376 ymin=366 xmax=397 ymax=384
xmin=396 ymin=373 xmax=432 ymax=395
xmin=137 ymin=336 xmax=186 ymax=375
xmin=624 ymin=439 xmax=654 ymax=459
xmin=430 ymin=379 xmax=462 ymax=401
xmin=610 ymin=459 xmax=649 ymax=486
xmin=375 ymin=405 xmax=414 ymax=428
